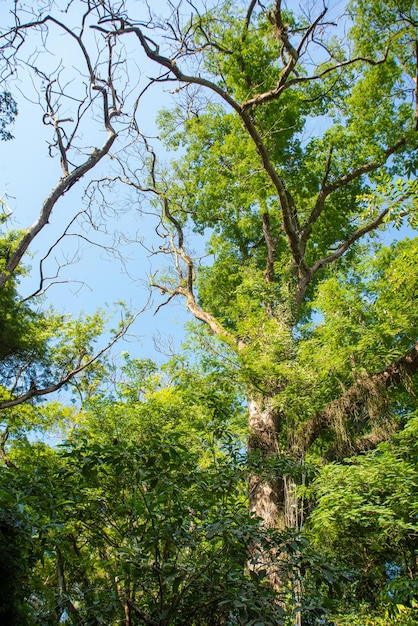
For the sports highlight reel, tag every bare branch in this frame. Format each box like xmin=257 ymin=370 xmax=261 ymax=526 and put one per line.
xmin=0 ymin=8 xmax=126 ymax=291
xmin=2 ymin=13 xmax=96 ymax=81
xmin=20 ymin=207 xmax=126 ymax=301
xmin=245 ymin=0 xmax=258 ymax=32
xmin=0 ymin=129 xmax=116 ymax=290
xmin=115 ymin=133 xmax=242 ymax=348
xmin=0 ymin=307 xmax=146 ymax=410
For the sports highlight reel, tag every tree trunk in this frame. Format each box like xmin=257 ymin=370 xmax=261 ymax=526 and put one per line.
xmin=247 ymin=392 xmax=304 ymax=614
xmin=247 ymin=393 xmax=288 ymax=593
xmin=247 ymin=393 xmax=285 ymax=529
xmin=56 ymin=547 xmax=81 ymax=623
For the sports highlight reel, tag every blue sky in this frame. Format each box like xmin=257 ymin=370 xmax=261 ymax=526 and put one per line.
xmin=0 ymin=1 xmax=192 ymax=362
xmin=0 ymin=0 xmax=416 ymax=371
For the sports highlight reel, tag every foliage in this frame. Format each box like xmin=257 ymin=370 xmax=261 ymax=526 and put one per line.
xmin=0 ymin=496 xmax=35 ymax=625
xmin=306 ymin=416 xmax=418 ymax=620
xmin=326 ymin=605 xmax=418 ymax=626
xmin=0 ymin=92 xmax=17 ymax=141
xmin=0 ymin=227 xmax=136 ymax=413
xmin=0 ymin=366 xmax=292 ymax=625
xmin=0 ymin=1 xmax=417 ymax=624
xmin=0 ymin=231 xmax=44 ymax=359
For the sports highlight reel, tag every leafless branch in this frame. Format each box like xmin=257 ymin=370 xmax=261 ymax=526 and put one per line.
xmin=0 ymin=128 xmax=116 ymax=290
xmin=0 ymin=306 xmax=146 ymax=410
xmin=20 ymin=208 xmax=131 ymax=302
xmin=245 ymin=0 xmax=258 ymax=32
xmin=0 ymin=10 xmax=127 ymax=290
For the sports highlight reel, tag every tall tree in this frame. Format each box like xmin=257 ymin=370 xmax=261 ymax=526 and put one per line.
xmin=1 ymin=0 xmax=417 ymax=621
xmin=91 ymin=0 xmax=417 ymax=541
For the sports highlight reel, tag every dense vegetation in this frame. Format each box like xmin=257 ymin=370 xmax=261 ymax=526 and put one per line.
xmin=0 ymin=1 xmax=417 ymax=624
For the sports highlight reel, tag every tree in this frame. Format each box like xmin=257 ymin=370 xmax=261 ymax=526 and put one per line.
xmin=0 ymin=91 xmax=16 ymax=140
xmin=1 ymin=0 xmax=417 ymax=623
xmin=0 ymin=1 xmax=147 ymax=412
xmin=85 ymin=0 xmax=417 ymax=586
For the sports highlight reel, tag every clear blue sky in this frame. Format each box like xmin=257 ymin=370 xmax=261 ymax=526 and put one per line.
xmin=0 ymin=0 xmax=415 ymax=369
xmin=0 ymin=0 xmax=192 ymax=362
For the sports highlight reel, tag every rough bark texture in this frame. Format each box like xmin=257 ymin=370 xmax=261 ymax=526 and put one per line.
xmin=247 ymin=392 xmax=307 ymax=603
xmin=247 ymin=394 xmax=289 ymax=593
xmin=248 ymin=394 xmax=283 ymax=526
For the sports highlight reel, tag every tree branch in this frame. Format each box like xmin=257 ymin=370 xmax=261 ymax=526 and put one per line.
xmin=126 ymin=599 xmax=159 ymax=626
xmin=245 ymin=0 xmax=258 ymax=32
xmin=241 ymin=49 xmax=387 ymax=109
xmin=56 ymin=547 xmax=81 ymax=623
xmin=184 ymin=289 xmax=243 ymax=348
xmin=296 ymin=340 xmax=418 ymax=454
xmin=321 ymin=137 xmax=407 ymax=197
xmin=3 ymin=14 xmax=96 ymax=81
xmin=310 ymin=190 xmax=411 ymax=276
xmin=0 ymin=9 xmax=123 ymax=290
xmin=0 ymin=308 xmax=144 ymax=409
xmin=300 ymin=144 xmax=333 ymax=249
xmin=302 ymin=137 xmax=407 ymax=250
xmin=0 ymin=130 xmax=116 ymax=289
xmin=291 ymin=138 xmax=411 ymax=307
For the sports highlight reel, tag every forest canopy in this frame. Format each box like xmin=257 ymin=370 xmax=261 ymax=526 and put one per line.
xmin=0 ymin=1 xmax=417 ymax=624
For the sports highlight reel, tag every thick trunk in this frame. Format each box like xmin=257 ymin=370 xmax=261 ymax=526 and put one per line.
xmin=247 ymin=393 xmax=305 ymax=528
xmin=247 ymin=393 xmax=303 ymax=611
xmin=247 ymin=394 xmax=285 ymax=529
xmin=247 ymin=393 xmax=289 ymax=594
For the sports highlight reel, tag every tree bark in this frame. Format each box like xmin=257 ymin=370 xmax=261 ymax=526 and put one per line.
xmin=247 ymin=391 xmax=305 ymax=605
xmin=248 ymin=393 xmax=284 ymax=528
xmin=247 ymin=393 xmax=290 ymax=593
